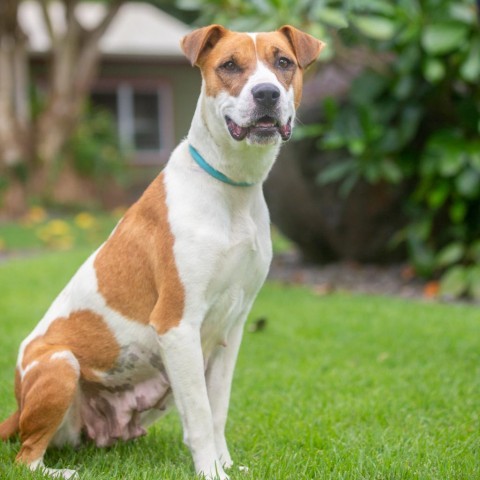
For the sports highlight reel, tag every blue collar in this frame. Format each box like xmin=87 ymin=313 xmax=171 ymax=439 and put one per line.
xmin=188 ymin=144 xmax=255 ymax=187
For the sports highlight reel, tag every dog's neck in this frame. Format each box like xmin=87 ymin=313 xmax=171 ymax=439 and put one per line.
xmin=187 ymin=91 xmax=281 ymax=187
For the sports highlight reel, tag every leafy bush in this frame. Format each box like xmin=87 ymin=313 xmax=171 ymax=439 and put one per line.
xmin=179 ymin=0 xmax=480 ymax=299
xmin=68 ymin=104 xmax=127 ymax=185
xmin=314 ymin=1 xmax=480 ymax=299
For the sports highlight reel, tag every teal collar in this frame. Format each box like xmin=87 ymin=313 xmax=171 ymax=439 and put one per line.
xmin=188 ymin=144 xmax=255 ymax=187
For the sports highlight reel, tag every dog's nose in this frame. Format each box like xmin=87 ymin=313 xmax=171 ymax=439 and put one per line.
xmin=252 ymin=83 xmax=280 ymax=108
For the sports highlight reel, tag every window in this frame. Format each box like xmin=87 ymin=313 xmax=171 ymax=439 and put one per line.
xmin=90 ymin=82 xmax=173 ymax=165
xmin=133 ymin=92 xmax=160 ymax=151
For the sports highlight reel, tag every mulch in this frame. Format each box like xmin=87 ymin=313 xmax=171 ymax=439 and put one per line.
xmin=268 ymin=251 xmax=430 ymax=300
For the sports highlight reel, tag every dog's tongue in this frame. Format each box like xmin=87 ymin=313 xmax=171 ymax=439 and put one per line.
xmin=255 ymin=118 xmax=276 ymax=127
xmin=226 ymin=117 xmax=248 ymax=141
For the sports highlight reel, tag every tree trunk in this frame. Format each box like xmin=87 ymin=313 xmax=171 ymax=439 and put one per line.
xmin=0 ymin=0 xmax=30 ymax=168
xmin=0 ymin=0 xmax=31 ymax=214
xmin=33 ymin=0 xmax=123 ymax=197
xmin=0 ymin=0 xmax=123 ymax=214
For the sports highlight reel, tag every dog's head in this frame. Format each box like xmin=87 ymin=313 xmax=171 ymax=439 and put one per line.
xmin=182 ymin=25 xmax=324 ymax=147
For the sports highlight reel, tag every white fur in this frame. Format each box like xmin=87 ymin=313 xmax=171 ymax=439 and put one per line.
xmin=50 ymin=351 xmax=80 ymax=375
xmin=21 ymin=360 xmax=39 ymax=380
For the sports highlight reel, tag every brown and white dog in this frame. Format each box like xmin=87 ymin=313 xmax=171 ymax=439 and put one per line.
xmin=0 ymin=25 xmax=323 ymax=479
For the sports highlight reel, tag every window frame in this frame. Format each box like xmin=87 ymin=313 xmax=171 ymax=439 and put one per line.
xmin=90 ymin=78 xmax=175 ymax=166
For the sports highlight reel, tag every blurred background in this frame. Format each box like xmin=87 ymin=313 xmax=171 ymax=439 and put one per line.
xmin=0 ymin=0 xmax=479 ymax=300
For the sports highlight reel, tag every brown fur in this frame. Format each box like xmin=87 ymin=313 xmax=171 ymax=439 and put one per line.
xmin=16 ymin=356 xmax=79 ymax=465
xmin=0 ymin=410 xmax=20 ymax=441
xmin=0 ymin=369 xmax=22 ymax=440
xmin=95 ymin=172 xmax=185 ymax=335
xmin=22 ymin=309 xmax=120 ymax=382
xmin=200 ymin=32 xmax=257 ymax=98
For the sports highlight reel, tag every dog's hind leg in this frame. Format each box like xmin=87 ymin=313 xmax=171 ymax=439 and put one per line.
xmin=17 ymin=349 xmax=81 ymax=479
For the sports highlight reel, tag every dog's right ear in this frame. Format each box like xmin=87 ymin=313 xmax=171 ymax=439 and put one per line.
xmin=181 ymin=25 xmax=227 ymax=67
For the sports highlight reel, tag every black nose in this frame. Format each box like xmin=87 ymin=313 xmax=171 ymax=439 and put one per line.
xmin=252 ymin=83 xmax=280 ymax=108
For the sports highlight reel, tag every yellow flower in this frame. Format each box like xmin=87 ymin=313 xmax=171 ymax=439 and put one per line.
xmin=21 ymin=205 xmax=47 ymax=226
xmin=47 ymin=220 xmax=71 ymax=236
xmin=74 ymin=212 xmax=97 ymax=230
xmin=36 ymin=219 xmax=73 ymax=250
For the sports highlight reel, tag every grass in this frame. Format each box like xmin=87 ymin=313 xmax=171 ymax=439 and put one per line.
xmin=1 ymin=247 xmax=479 ymax=479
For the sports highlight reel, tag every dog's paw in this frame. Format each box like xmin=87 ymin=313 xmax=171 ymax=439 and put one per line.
xmin=218 ymin=453 xmax=233 ymax=470
xmin=200 ymin=472 xmax=230 ymax=480
xmin=42 ymin=467 xmax=79 ymax=479
xmin=198 ymin=464 xmax=230 ymax=480
xmin=238 ymin=465 xmax=249 ymax=473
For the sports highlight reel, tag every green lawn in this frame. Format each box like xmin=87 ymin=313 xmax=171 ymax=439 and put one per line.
xmin=1 ymin=249 xmax=479 ymax=479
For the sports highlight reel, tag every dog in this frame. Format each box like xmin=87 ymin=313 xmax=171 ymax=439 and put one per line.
xmin=0 ymin=24 xmax=324 ymax=479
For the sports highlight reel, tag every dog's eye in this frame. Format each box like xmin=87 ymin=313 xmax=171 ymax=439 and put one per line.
xmin=277 ymin=57 xmax=293 ymax=69
xmin=220 ymin=60 xmax=240 ymax=72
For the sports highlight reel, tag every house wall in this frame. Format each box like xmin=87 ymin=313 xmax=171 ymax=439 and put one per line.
xmin=94 ymin=57 xmax=202 ymax=197
xmin=97 ymin=58 xmax=201 ymax=146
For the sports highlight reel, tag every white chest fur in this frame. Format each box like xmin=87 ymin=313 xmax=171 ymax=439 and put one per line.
xmin=164 ymin=141 xmax=273 ymax=356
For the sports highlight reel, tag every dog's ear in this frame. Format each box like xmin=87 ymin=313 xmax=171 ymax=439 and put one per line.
xmin=278 ymin=25 xmax=325 ymax=70
xmin=181 ymin=25 xmax=228 ymax=67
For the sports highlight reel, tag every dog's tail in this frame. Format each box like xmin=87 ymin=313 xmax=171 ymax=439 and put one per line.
xmin=0 ymin=410 xmax=20 ymax=441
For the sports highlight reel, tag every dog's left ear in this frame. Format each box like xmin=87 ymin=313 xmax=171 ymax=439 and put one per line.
xmin=181 ymin=25 xmax=228 ymax=67
xmin=278 ymin=25 xmax=325 ymax=70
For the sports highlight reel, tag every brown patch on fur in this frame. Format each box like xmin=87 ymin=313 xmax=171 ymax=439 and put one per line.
xmin=0 ymin=410 xmax=20 ymax=441
xmin=16 ymin=356 xmax=79 ymax=465
xmin=95 ymin=173 xmax=185 ymax=335
xmin=22 ymin=310 xmax=120 ymax=381
xmin=181 ymin=24 xmax=227 ymax=67
xmin=182 ymin=26 xmax=257 ymax=98
xmin=278 ymin=26 xmax=325 ymax=71
xmin=200 ymin=31 xmax=257 ymax=98
xmin=0 ymin=369 xmax=22 ymax=441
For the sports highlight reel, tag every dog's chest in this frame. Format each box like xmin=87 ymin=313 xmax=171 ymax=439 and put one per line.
xmin=165 ymin=169 xmax=272 ymax=350
xmin=200 ymin=212 xmax=270 ymax=349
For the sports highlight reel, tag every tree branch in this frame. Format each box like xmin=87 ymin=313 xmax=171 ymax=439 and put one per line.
xmin=39 ymin=0 xmax=56 ymax=44
xmin=90 ymin=0 xmax=124 ymax=40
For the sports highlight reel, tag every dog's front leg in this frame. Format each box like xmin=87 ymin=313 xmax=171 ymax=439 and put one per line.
xmin=205 ymin=320 xmax=245 ymax=470
xmin=158 ymin=323 xmax=229 ymax=480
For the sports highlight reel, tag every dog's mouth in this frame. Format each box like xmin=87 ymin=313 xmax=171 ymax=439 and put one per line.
xmin=225 ymin=116 xmax=292 ymax=142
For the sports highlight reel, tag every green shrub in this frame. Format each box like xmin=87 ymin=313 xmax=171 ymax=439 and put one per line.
xmin=68 ymin=104 xmax=128 ymax=185
xmin=317 ymin=0 xmax=480 ymax=299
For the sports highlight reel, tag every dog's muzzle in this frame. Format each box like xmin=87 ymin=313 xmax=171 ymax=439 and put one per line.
xmin=225 ymin=82 xmax=293 ymax=143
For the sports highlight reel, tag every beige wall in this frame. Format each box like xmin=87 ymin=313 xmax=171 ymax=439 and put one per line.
xmin=95 ymin=57 xmax=202 ymax=196
xmin=97 ymin=58 xmax=201 ymax=146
